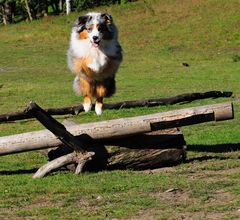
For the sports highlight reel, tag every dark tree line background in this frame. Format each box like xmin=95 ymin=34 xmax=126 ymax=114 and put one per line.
xmin=0 ymin=0 xmax=134 ymax=25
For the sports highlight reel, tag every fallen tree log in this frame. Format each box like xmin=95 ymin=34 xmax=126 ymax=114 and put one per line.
xmin=44 ymin=128 xmax=186 ymax=172
xmin=0 ymin=102 xmax=233 ymax=156
xmin=107 ymin=148 xmax=185 ymax=170
xmin=0 ymin=91 xmax=232 ymax=123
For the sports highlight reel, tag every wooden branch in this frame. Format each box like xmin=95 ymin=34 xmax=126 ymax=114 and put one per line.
xmin=24 ymin=102 xmax=95 ymax=177
xmin=33 ymin=151 xmax=94 ymax=178
xmin=33 ymin=152 xmax=76 ymax=178
xmin=25 ymin=102 xmax=85 ymax=152
xmin=74 ymin=151 xmax=95 ymax=174
xmin=0 ymin=91 xmax=232 ymax=123
xmin=0 ymin=102 xmax=233 ymax=156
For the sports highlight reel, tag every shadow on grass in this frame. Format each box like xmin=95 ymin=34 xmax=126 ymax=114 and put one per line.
xmin=185 ymin=143 xmax=240 ymax=163
xmin=185 ymin=155 xmax=230 ymax=163
xmin=187 ymin=143 xmax=240 ymax=153
xmin=0 ymin=168 xmax=38 ymax=175
xmin=1 ymin=144 xmax=239 ymax=176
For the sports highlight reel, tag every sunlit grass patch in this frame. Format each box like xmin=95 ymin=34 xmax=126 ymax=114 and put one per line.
xmin=1 ymin=0 xmax=240 ymax=219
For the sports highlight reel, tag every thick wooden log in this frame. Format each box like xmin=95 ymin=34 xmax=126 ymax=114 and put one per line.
xmin=0 ymin=91 xmax=232 ymax=123
xmin=45 ymin=128 xmax=186 ymax=171
xmin=0 ymin=102 xmax=233 ymax=156
xmin=107 ymin=148 xmax=185 ymax=170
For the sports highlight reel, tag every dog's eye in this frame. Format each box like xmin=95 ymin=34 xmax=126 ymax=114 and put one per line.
xmin=98 ymin=24 xmax=106 ymax=32
xmin=87 ymin=27 xmax=93 ymax=32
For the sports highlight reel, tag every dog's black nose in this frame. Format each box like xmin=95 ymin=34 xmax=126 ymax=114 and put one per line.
xmin=93 ymin=36 xmax=99 ymax=41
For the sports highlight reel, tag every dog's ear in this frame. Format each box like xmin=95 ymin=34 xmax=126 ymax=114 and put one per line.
xmin=101 ymin=13 xmax=114 ymax=32
xmin=101 ymin=13 xmax=113 ymax=24
xmin=73 ymin=15 xmax=89 ymax=32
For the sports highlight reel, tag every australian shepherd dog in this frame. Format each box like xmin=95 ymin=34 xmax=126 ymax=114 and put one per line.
xmin=67 ymin=12 xmax=122 ymax=115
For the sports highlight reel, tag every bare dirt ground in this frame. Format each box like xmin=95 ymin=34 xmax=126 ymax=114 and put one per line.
xmin=139 ymin=166 xmax=240 ymax=220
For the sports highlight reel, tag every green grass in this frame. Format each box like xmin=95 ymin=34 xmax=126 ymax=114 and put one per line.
xmin=1 ymin=0 xmax=240 ymax=219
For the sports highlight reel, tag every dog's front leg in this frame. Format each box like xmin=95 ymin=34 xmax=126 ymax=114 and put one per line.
xmin=95 ymin=84 xmax=107 ymax=115
xmin=79 ymin=77 xmax=92 ymax=112
xmin=83 ymin=96 xmax=92 ymax=112
xmin=95 ymin=97 xmax=103 ymax=115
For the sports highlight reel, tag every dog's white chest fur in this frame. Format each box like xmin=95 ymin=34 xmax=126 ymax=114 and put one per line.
xmin=87 ymin=50 xmax=107 ymax=73
xmin=70 ymin=32 xmax=108 ymax=73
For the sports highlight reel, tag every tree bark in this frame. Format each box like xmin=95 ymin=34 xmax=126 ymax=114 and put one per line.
xmin=66 ymin=0 xmax=71 ymax=15
xmin=59 ymin=0 xmax=63 ymax=11
xmin=24 ymin=0 xmax=33 ymax=21
xmin=0 ymin=5 xmax=6 ymax=25
xmin=1 ymin=2 xmax=13 ymax=25
xmin=0 ymin=91 xmax=232 ymax=123
xmin=0 ymin=102 xmax=233 ymax=156
xmin=107 ymin=148 xmax=185 ymax=170
xmin=41 ymin=0 xmax=48 ymax=16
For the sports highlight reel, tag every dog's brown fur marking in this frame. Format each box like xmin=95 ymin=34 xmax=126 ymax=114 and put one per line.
xmin=79 ymin=77 xmax=92 ymax=97
xmin=73 ymin=57 xmax=118 ymax=80
xmin=73 ymin=57 xmax=94 ymax=77
xmin=95 ymin=84 xmax=107 ymax=98
xmin=83 ymin=96 xmax=91 ymax=106
xmin=79 ymin=30 xmax=88 ymax=39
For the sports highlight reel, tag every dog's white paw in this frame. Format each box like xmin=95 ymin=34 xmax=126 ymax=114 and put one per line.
xmin=83 ymin=102 xmax=92 ymax=112
xmin=95 ymin=104 xmax=103 ymax=116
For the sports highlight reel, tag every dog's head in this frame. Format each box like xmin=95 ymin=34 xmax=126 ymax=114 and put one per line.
xmin=73 ymin=12 xmax=115 ymax=48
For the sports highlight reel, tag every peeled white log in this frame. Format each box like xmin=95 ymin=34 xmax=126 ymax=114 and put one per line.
xmin=0 ymin=102 xmax=233 ymax=156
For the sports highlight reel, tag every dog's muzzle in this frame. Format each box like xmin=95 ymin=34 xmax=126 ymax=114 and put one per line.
xmin=92 ymin=36 xmax=100 ymax=48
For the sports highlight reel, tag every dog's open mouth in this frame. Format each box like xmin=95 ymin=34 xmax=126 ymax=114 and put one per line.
xmin=91 ymin=40 xmax=100 ymax=48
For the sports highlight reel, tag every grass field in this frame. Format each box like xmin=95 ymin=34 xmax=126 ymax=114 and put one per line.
xmin=1 ymin=0 xmax=240 ymax=219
